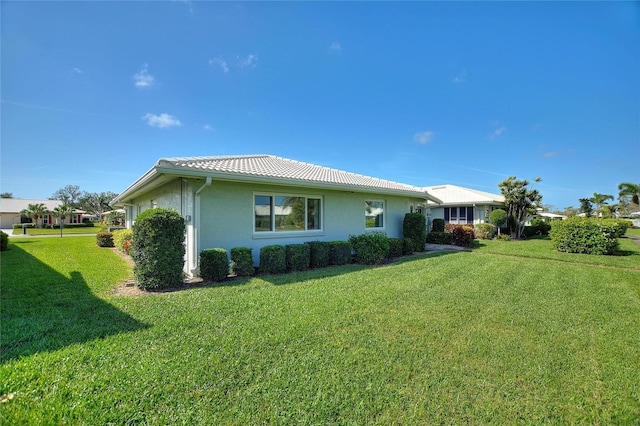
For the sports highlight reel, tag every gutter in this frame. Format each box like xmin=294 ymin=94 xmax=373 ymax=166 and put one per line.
xmin=190 ymin=176 xmax=212 ymax=274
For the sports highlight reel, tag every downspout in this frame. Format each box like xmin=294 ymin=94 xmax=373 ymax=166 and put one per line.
xmin=190 ymin=177 xmax=212 ymax=274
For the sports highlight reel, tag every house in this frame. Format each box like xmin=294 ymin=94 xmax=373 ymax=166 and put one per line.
xmin=423 ymin=184 xmax=504 ymax=227
xmin=112 ymin=154 xmax=441 ymax=275
xmin=0 ymin=198 xmax=86 ymax=228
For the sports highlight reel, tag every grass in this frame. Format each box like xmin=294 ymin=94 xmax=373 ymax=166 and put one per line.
xmin=2 ymin=236 xmax=639 ymax=424
xmin=11 ymin=226 xmax=104 ymax=236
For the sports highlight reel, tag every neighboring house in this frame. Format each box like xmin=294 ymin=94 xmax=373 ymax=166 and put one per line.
xmin=112 ymin=154 xmax=441 ymax=275
xmin=0 ymin=199 xmax=85 ymax=228
xmin=423 ymin=184 xmax=505 ymax=227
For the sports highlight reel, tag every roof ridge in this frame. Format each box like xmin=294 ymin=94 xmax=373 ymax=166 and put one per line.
xmin=162 ymin=154 xmax=269 ymax=163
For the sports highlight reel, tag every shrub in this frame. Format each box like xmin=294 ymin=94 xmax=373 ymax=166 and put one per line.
xmin=403 ymin=213 xmax=426 ymax=252
xmin=611 ymin=219 xmax=631 ymax=238
xmin=96 ymin=231 xmax=114 ymax=247
xmin=132 ymin=208 xmax=185 ymax=290
xmin=259 ymin=245 xmax=286 ymax=274
xmin=306 ymin=241 xmax=330 ymax=269
xmin=388 ymin=238 xmax=404 ymax=258
xmin=530 ymin=218 xmax=551 ymax=236
xmin=112 ymin=229 xmax=133 ymax=255
xmin=329 ymin=241 xmax=352 ymax=266
xmin=230 ymin=247 xmax=254 ymax=277
xmin=349 ymin=232 xmax=390 ymax=265
xmin=432 ymin=218 xmax=445 ymax=233
xmin=497 ymin=234 xmax=512 ymax=241
xmin=0 ymin=231 xmax=8 ymax=251
xmin=489 ymin=209 xmax=508 ymax=230
xmin=199 ymin=248 xmax=229 ymax=282
xmin=402 ymin=238 xmax=414 ymax=255
xmin=444 ymin=224 xmax=475 ymax=247
xmin=474 ymin=223 xmax=495 ymax=240
xmin=285 ymin=244 xmax=310 ymax=272
xmin=550 ymin=217 xmax=619 ymax=255
xmin=426 ymin=231 xmax=455 ymax=245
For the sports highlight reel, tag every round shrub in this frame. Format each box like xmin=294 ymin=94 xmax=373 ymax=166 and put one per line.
xmin=349 ymin=232 xmax=390 ymax=265
xmin=132 ymin=208 xmax=185 ymax=290
xmin=231 ymin=247 xmax=254 ymax=277
xmin=259 ymin=245 xmax=286 ymax=274
xmin=403 ymin=213 xmax=427 ymax=252
xmin=200 ymin=248 xmax=229 ymax=282
xmin=0 ymin=231 xmax=8 ymax=251
xmin=474 ymin=223 xmax=495 ymax=240
xmin=432 ymin=218 xmax=445 ymax=233
xmin=96 ymin=231 xmax=114 ymax=247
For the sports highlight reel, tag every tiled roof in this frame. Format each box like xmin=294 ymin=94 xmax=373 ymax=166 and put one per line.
xmin=158 ymin=155 xmax=430 ymax=196
xmin=423 ymin=184 xmax=504 ymax=205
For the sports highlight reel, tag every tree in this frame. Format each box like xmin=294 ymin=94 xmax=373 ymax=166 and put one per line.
xmin=50 ymin=185 xmax=82 ymax=207
xmin=78 ymin=191 xmax=118 ymax=219
xmin=51 ymin=204 xmax=73 ymax=237
xmin=618 ymin=182 xmax=640 ymax=206
xmin=498 ymin=176 xmax=542 ymax=239
xmin=579 ymin=198 xmax=593 ymax=217
xmin=589 ymin=192 xmax=613 ymax=218
xmin=0 ymin=192 xmax=13 ymax=198
xmin=489 ymin=208 xmax=507 ymax=236
xmin=20 ymin=203 xmax=47 ymax=228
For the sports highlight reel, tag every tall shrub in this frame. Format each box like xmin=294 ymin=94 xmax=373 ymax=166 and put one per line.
xmin=403 ymin=213 xmax=426 ymax=252
xmin=132 ymin=208 xmax=185 ymax=290
xmin=432 ymin=218 xmax=445 ymax=233
xmin=0 ymin=231 xmax=8 ymax=251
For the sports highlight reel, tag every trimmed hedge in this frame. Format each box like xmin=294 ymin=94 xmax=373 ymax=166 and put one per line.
xmin=403 ymin=213 xmax=426 ymax=252
xmin=474 ymin=223 xmax=495 ymax=240
xmin=550 ymin=217 xmax=619 ymax=255
xmin=230 ymin=247 xmax=254 ymax=277
xmin=259 ymin=245 xmax=286 ymax=274
xmin=388 ymin=238 xmax=404 ymax=258
xmin=0 ymin=231 xmax=8 ymax=251
xmin=349 ymin=232 xmax=390 ymax=265
xmin=132 ymin=208 xmax=185 ymax=290
xmin=432 ymin=218 xmax=445 ymax=233
xmin=306 ymin=241 xmax=330 ymax=269
xmin=426 ymin=231 xmax=455 ymax=245
xmin=112 ymin=229 xmax=133 ymax=255
xmin=402 ymin=238 xmax=414 ymax=255
xmin=329 ymin=241 xmax=352 ymax=266
xmin=286 ymin=244 xmax=311 ymax=271
xmin=445 ymin=224 xmax=475 ymax=247
xmin=96 ymin=231 xmax=114 ymax=247
xmin=200 ymin=248 xmax=229 ymax=282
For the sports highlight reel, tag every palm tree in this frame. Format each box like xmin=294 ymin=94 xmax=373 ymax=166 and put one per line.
xmin=20 ymin=203 xmax=47 ymax=228
xmin=590 ymin=192 xmax=613 ymax=218
xmin=52 ymin=204 xmax=73 ymax=237
xmin=618 ymin=182 xmax=640 ymax=206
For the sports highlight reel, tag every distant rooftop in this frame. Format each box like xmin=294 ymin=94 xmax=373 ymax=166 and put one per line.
xmin=423 ymin=184 xmax=504 ymax=205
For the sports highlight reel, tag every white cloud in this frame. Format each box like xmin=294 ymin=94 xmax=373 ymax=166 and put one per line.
xmin=143 ymin=113 xmax=181 ymax=128
xmin=453 ymin=69 xmax=467 ymax=83
xmin=73 ymin=67 xmax=83 ymax=74
xmin=203 ymin=124 xmax=215 ymax=131
xmin=238 ymin=54 xmax=258 ymax=69
xmin=330 ymin=42 xmax=342 ymax=52
xmin=134 ymin=64 xmax=155 ymax=88
xmin=490 ymin=122 xmax=507 ymax=139
xmin=208 ymin=57 xmax=229 ymax=73
xmin=414 ymin=131 xmax=435 ymax=144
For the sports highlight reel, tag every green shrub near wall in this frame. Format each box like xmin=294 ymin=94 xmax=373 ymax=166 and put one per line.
xmin=112 ymin=229 xmax=133 ymax=255
xmin=259 ymin=245 xmax=286 ymax=274
xmin=474 ymin=223 xmax=495 ymax=240
xmin=306 ymin=241 xmax=330 ymax=269
xmin=230 ymin=247 xmax=254 ymax=277
xmin=199 ymin=248 xmax=229 ymax=282
xmin=432 ymin=218 xmax=445 ymax=233
xmin=426 ymin=232 xmax=455 ymax=245
xmin=132 ymin=208 xmax=185 ymax=290
xmin=96 ymin=231 xmax=114 ymax=247
xmin=0 ymin=231 xmax=8 ymax=251
xmin=402 ymin=238 xmax=414 ymax=255
xmin=403 ymin=213 xmax=427 ymax=252
xmin=388 ymin=238 xmax=404 ymax=258
xmin=349 ymin=232 xmax=390 ymax=265
xmin=444 ymin=224 xmax=475 ymax=247
xmin=550 ymin=217 xmax=620 ymax=255
xmin=329 ymin=241 xmax=352 ymax=266
xmin=285 ymin=244 xmax=311 ymax=272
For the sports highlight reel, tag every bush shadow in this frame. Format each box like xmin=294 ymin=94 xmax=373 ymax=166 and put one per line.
xmin=1 ymin=243 xmax=149 ymax=362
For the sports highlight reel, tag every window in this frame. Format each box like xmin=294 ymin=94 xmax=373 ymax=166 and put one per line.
xmin=365 ymin=200 xmax=384 ymax=228
xmin=444 ymin=207 xmax=474 ymax=224
xmin=254 ymin=194 xmax=322 ymax=233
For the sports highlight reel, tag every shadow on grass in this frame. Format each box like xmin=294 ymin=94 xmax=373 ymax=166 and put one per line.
xmin=1 ymin=243 xmax=149 ymax=362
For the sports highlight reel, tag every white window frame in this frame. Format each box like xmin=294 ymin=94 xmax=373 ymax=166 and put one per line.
xmin=253 ymin=192 xmax=324 ymax=238
xmin=365 ymin=199 xmax=385 ymax=230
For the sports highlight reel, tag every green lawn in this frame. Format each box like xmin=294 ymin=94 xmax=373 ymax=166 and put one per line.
xmin=2 ymin=236 xmax=639 ymax=424
xmin=11 ymin=226 xmax=104 ymax=236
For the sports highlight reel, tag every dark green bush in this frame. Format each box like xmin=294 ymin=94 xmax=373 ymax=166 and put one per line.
xmin=550 ymin=217 xmax=619 ymax=255
xmin=259 ymin=245 xmax=286 ymax=274
xmin=474 ymin=223 xmax=495 ymax=240
xmin=432 ymin=218 xmax=445 ymax=233
xmin=96 ymin=231 xmax=114 ymax=247
xmin=0 ymin=231 xmax=8 ymax=251
xmin=349 ymin=232 xmax=390 ymax=265
xmin=286 ymin=244 xmax=310 ymax=272
xmin=388 ymin=238 xmax=404 ymax=258
xmin=426 ymin=231 xmax=455 ymax=245
xmin=199 ymin=248 xmax=229 ymax=282
xmin=230 ymin=247 xmax=254 ymax=277
xmin=401 ymin=238 xmax=414 ymax=255
xmin=132 ymin=208 xmax=185 ymax=290
xmin=329 ymin=241 xmax=352 ymax=266
xmin=403 ymin=213 xmax=426 ymax=252
xmin=306 ymin=241 xmax=330 ymax=269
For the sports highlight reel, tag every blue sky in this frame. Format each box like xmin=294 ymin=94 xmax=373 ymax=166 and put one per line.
xmin=2 ymin=1 xmax=638 ymax=210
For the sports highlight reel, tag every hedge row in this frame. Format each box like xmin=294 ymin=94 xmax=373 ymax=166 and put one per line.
xmin=550 ymin=217 xmax=623 ymax=255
